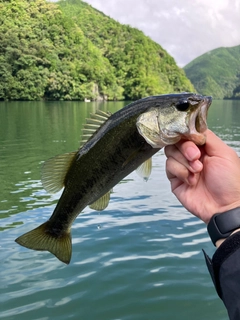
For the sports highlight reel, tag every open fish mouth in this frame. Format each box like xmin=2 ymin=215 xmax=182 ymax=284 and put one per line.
xmin=184 ymin=96 xmax=212 ymax=145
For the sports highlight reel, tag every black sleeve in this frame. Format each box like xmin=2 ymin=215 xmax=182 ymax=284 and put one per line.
xmin=204 ymin=231 xmax=240 ymax=320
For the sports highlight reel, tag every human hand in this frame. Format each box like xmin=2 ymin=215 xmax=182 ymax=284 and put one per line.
xmin=165 ymin=129 xmax=240 ymax=224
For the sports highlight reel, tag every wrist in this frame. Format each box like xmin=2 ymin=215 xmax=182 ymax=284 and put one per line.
xmin=207 ymin=207 xmax=240 ymax=246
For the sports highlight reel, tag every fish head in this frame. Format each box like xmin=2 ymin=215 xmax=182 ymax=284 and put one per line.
xmin=137 ymin=93 xmax=212 ymax=148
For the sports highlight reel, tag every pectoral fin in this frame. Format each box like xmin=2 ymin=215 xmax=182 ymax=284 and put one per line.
xmin=89 ymin=190 xmax=112 ymax=211
xmin=136 ymin=158 xmax=152 ymax=181
xmin=41 ymin=152 xmax=76 ymax=193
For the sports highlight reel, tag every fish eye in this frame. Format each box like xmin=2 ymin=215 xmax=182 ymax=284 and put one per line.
xmin=176 ymin=100 xmax=190 ymax=112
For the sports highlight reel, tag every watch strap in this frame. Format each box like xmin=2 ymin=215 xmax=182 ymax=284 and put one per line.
xmin=207 ymin=207 xmax=240 ymax=245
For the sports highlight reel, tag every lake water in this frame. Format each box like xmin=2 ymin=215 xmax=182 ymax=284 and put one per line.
xmin=1 ymin=99 xmax=240 ymax=320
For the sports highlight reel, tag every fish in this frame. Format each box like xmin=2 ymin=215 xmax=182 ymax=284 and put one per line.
xmin=15 ymin=93 xmax=212 ymax=264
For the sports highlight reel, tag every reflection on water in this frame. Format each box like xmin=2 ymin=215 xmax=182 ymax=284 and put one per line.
xmin=0 ymin=100 xmax=126 ymax=221
xmin=208 ymin=100 xmax=240 ymax=152
xmin=1 ymin=99 xmax=240 ymax=319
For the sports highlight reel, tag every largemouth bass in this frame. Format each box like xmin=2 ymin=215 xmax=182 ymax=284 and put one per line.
xmin=15 ymin=93 xmax=212 ymax=264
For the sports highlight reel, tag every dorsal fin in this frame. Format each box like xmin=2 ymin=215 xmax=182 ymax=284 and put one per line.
xmin=88 ymin=190 xmax=112 ymax=211
xmin=41 ymin=152 xmax=76 ymax=193
xmin=136 ymin=158 xmax=152 ymax=181
xmin=79 ymin=110 xmax=111 ymax=148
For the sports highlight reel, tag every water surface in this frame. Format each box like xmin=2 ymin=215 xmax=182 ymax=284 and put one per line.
xmin=1 ymin=99 xmax=240 ymax=320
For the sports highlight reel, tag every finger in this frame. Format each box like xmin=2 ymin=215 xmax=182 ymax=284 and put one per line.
xmin=166 ymin=157 xmax=192 ymax=183
xmin=174 ymin=140 xmax=201 ymax=162
xmin=165 ymin=144 xmax=203 ymax=173
xmin=165 ymin=144 xmax=186 ymax=161
xmin=166 ymin=157 xmax=200 ymax=190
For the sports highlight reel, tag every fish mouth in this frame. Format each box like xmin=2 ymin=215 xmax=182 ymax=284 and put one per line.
xmin=184 ymin=96 xmax=212 ymax=145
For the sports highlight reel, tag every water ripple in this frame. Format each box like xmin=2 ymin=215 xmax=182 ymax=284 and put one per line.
xmin=1 ymin=100 xmax=234 ymax=320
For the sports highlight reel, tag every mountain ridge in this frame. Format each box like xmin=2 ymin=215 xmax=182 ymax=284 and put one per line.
xmin=184 ymin=45 xmax=240 ymax=99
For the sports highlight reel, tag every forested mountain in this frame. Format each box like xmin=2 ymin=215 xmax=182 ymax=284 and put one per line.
xmin=0 ymin=0 xmax=194 ymax=101
xmin=184 ymin=45 xmax=240 ymax=99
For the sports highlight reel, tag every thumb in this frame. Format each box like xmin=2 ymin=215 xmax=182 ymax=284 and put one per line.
xmin=204 ymin=129 xmax=233 ymax=158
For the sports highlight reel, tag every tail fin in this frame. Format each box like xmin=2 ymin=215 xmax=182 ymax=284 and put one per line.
xmin=15 ymin=221 xmax=72 ymax=264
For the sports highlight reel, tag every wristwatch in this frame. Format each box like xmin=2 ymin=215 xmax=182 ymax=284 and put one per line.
xmin=207 ymin=207 xmax=240 ymax=245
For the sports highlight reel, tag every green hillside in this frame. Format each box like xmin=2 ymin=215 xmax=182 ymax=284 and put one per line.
xmin=58 ymin=0 xmax=194 ymax=100
xmin=184 ymin=45 xmax=240 ymax=99
xmin=0 ymin=0 xmax=194 ymax=101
